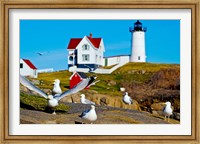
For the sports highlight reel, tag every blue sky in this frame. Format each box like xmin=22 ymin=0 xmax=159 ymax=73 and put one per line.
xmin=20 ymin=20 xmax=180 ymax=71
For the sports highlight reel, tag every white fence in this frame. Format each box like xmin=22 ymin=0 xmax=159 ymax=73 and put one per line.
xmin=37 ymin=68 xmax=54 ymax=73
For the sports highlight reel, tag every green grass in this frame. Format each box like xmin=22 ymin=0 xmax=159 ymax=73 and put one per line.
xmin=26 ymin=62 xmax=179 ymax=97
xmin=30 ymin=71 xmax=73 ymax=90
xmin=101 ymin=64 xmax=117 ymax=69
xmin=113 ymin=62 xmax=179 ymax=74
xmin=20 ymin=92 xmax=70 ymax=112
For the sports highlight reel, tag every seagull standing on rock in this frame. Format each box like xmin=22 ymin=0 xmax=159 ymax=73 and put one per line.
xmin=123 ymin=92 xmax=133 ymax=105
xmin=20 ymin=75 xmax=98 ymax=114
xmin=163 ymin=101 xmax=173 ymax=121
xmin=80 ymin=94 xmax=95 ymax=105
xmin=79 ymin=105 xmax=97 ymax=124
xmin=52 ymin=79 xmax=62 ymax=95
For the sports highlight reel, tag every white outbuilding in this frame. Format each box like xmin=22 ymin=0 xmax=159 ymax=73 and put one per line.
xmin=103 ymin=55 xmax=130 ymax=67
xmin=20 ymin=59 xmax=38 ymax=78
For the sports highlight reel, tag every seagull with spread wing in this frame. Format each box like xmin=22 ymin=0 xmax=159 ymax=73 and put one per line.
xmin=20 ymin=74 xmax=97 ymax=114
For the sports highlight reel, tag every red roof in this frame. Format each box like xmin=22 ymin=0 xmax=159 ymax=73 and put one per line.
xmin=86 ymin=36 xmax=101 ymax=48
xmin=67 ymin=38 xmax=82 ymax=49
xmin=67 ymin=36 xmax=102 ymax=50
xmin=23 ymin=59 xmax=37 ymax=69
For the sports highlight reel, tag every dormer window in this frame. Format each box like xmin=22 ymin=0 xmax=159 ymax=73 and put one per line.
xmin=82 ymin=44 xmax=90 ymax=50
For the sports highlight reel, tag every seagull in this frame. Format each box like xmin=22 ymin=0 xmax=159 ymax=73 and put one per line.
xmin=79 ymin=105 xmax=97 ymax=124
xmin=20 ymin=74 xmax=97 ymax=114
xmin=52 ymin=79 xmax=62 ymax=95
xmin=163 ymin=101 xmax=173 ymax=121
xmin=36 ymin=52 xmax=48 ymax=56
xmin=80 ymin=94 xmax=95 ymax=105
xmin=122 ymin=92 xmax=133 ymax=105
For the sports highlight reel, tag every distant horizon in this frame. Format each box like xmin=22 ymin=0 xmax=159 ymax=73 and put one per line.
xmin=20 ymin=20 xmax=180 ymax=71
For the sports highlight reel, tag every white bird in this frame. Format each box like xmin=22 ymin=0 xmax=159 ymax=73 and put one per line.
xmin=52 ymin=79 xmax=62 ymax=95
xmin=80 ymin=94 xmax=95 ymax=105
xmin=20 ymin=75 xmax=97 ymax=114
xmin=123 ymin=92 xmax=133 ymax=105
xmin=163 ymin=101 xmax=173 ymax=121
xmin=79 ymin=105 xmax=97 ymax=124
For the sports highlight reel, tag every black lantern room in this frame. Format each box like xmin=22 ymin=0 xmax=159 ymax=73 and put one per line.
xmin=134 ymin=20 xmax=142 ymax=31
xmin=129 ymin=20 xmax=147 ymax=32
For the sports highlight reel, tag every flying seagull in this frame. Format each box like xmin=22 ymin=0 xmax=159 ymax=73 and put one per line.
xmin=36 ymin=52 xmax=48 ymax=56
xmin=80 ymin=94 xmax=95 ymax=105
xmin=52 ymin=79 xmax=62 ymax=95
xmin=122 ymin=92 xmax=133 ymax=105
xmin=79 ymin=105 xmax=97 ymax=124
xmin=20 ymin=75 xmax=97 ymax=114
xmin=163 ymin=101 xmax=173 ymax=121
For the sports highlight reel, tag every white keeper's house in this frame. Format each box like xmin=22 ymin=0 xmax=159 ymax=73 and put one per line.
xmin=20 ymin=59 xmax=38 ymax=78
xmin=67 ymin=33 xmax=105 ymax=72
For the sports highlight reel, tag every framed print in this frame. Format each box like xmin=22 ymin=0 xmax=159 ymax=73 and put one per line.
xmin=0 ymin=0 xmax=199 ymax=143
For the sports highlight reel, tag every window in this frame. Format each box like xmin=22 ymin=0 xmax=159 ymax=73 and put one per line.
xmin=69 ymin=56 xmax=73 ymax=61
xmin=82 ymin=54 xmax=90 ymax=61
xmin=95 ymin=55 xmax=98 ymax=62
xmin=20 ymin=63 xmax=23 ymax=68
xmin=82 ymin=44 xmax=90 ymax=50
xmin=138 ymin=56 xmax=140 ymax=60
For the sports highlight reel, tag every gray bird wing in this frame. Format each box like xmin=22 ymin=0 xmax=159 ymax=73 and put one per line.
xmin=19 ymin=75 xmax=48 ymax=99
xmin=87 ymin=80 xmax=100 ymax=88
xmin=129 ymin=97 xmax=133 ymax=102
xmin=54 ymin=78 xmax=90 ymax=101
xmin=85 ymin=99 xmax=95 ymax=105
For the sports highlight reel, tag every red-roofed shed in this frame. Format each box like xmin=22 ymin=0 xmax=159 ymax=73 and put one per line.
xmin=69 ymin=71 xmax=89 ymax=89
xmin=20 ymin=59 xmax=38 ymax=78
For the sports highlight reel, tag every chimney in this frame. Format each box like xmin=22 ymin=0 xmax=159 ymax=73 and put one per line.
xmin=89 ymin=32 xmax=92 ymax=38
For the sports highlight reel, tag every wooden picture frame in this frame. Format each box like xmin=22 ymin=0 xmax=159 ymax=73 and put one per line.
xmin=0 ymin=0 xmax=199 ymax=143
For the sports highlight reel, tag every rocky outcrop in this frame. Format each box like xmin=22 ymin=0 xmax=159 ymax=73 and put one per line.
xmin=20 ymin=103 xmax=180 ymax=124
xmin=60 ymin=91 xmax=141 ymax=111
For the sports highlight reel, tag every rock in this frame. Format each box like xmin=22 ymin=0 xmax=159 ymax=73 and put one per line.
xmin=31 ymin=79 xmax=40 ymax=85
xmin=108 ymin=80 xmax=117 ymax=86
xmin=151 ymin=102 xmax=166 ymax=111
xmin=173 ymin=112 xmax=180 ymax=120
xmin=43 ymin=89 xmax=51 ymax=94
xmin=65 ymin=94 xmax=81 ymax=103
xmin=100 ymin=97 xmax=107 ymax=106
xmin=120 ymin=87 xmax=125 ymax=92
xmin=141 ymin=70 xmax=146 ymax=74
xmin=20 ymin=103 xmax=179 ymax=124
xmin=152 ymin=110 xmax=159 ymax=115
xmin=20 ymin=85 xmax=30 ymax=93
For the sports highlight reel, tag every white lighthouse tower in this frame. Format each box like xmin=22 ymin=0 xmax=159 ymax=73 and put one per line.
xmin=129 ymin=20 xmax=147 ymax=62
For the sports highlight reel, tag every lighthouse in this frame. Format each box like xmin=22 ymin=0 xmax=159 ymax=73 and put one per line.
xmin=129 ymin=20 xmax=147 ymax=62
